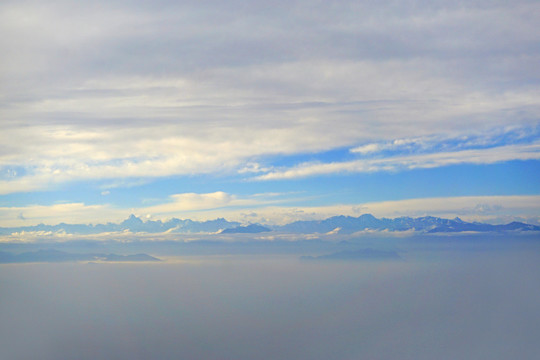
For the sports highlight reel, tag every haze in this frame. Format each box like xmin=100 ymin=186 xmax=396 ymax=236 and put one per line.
xmin=2 ymin=239 xmax=540 ymax=360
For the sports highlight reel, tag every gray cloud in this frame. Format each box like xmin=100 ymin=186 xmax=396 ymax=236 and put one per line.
xmin=1 ymin=0 xmax=539 ymax=192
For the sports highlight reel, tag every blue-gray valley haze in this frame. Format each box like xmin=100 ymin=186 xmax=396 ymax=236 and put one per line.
xmin=1 ymin=239 xmax=540 ymax=360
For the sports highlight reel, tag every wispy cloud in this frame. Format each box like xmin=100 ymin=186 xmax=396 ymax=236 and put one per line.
xmin=255 ymin=142 xmax=540 ymax=180
xmin=0 ymin=191 xmax=301 ymax=227
xmin=350 ymin=127 xmax=540 ymax=157
xmin=0 ymin=202 xmax=121 ymax=227
xmin=222 ymin=195 xmax=540 ymax=226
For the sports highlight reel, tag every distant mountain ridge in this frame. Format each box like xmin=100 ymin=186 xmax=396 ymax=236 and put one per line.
xmin=0 ymin=215 xmax=240 ymax=236
xmin=1 ymin=214 xmax=538 ymax=236
xmin=0 ymin=249 xmax=160 ymax=263
xmin=274 ymin=214 xmax=540 ymax=234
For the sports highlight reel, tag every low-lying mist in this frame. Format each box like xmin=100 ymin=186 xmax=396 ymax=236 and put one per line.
xmin=1 ymin=243 xmax=540 ymax=359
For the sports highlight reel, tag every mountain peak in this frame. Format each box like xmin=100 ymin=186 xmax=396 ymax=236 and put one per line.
xmin=121 ymin=214 xmax=143 ymax=225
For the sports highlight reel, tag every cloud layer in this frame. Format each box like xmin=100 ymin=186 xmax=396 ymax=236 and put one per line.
xmin=1 ymin=0 xmax=539 ymax=193
xmin=256 ymin=141 xmax=540 ymax=180
xmin=2 ymin=193 xmax=539 ymax=228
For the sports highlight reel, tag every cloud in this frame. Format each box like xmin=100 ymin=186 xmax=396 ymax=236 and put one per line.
xmin=0 ymin=191 xmax=302 ymax=227
xmin=139 ymin=191 xmax=308 ymax=220
xmin=3 ymin=125 xmax=536 ymax=195
xmin=231 ymin=195 xmax=540 ymax=226
xmin=350 ymin=138 xmax=424 ymax=155
xmin=238 ymin=163 xmax=272 ymax=174
xmin=143 ymin=191 xmax=236 ymax=215
xmin=3 ymin=193 xmax=538 ymax=230
xmin=350 ymin=143 xmax=383 ymax=155
xmin=0 ymin=1 xmax=539 ymax=193
xmin=355 ymin=195 xmax=540 ymax=218
xmin=0 ymin=203 xmax=122 ymax=227
xmin=255 ymin=142 xmax=540 ymax=180
xmin=350 ymin=127 xmax=540 ymax=157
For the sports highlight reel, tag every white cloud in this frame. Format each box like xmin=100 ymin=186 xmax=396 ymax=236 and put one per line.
xmin=355 ymin=195 xmax=540 ymax=219
xmin=350 ymin=138 xmax=423 ymax=155
xmin=1 ymin=59 xmax=539 ymax=194
xmin=238 ymin=163 xmax=272 ymax=174
xmin=0 ymin=203 xmax=122 ymax=227
xmin=255 ymin=142 xmax=540 ymax=180
xmin=206 ymin=195 xmax=540 ymax=226
xmin=2 ymin=194 xmax=538 ymax=229
xmin=0 ymin=0 xmax=538 ymax=200
xmin=142 ymin=191 xmax=236 ymax=215
xmin=350 ymin=143 xmax=383 ymax=154
xmin=0 ymin=191 xmax=298 ymax=227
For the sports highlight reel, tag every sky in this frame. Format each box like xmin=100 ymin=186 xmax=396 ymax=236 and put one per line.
xmin=1 ymin=0 xmax=540 ymax=227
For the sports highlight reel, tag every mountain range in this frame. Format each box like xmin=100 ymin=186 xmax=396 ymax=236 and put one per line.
xmin=0 ymin=249 xmax=160 ymax=263
xmin=274 ymin=214 xmax=540 ymax=234
xmin=1 ymin=214 xmax=539 ymax=237
xmin=0 ymin=215 xmax=239 ymax=236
